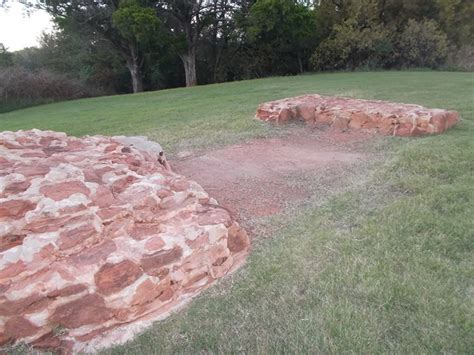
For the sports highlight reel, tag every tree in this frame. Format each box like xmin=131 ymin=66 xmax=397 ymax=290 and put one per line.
xmin=155 ymin=0 xmax=238 ymax=87
xmin=4 ymin=0 xmax=471 ymax=101
xmin=311 ymin=0 xmax=394 ymax=71
xmin=155 ymin=0 xmax=203 ymax=87
xmin=247 ymin=0 xmax=316 ymax=74
xmin=379 ymin=0 xmax=439 ymax=26
xmin=436 ymin=0 xmax=474 ymax=48
xmin=113 ymin=0 xmax=162 ymax=92
xmin=200 ymin=0 xmax=243 ymax=83
xmin=311 ymin=19 xmax=393 ymax=70
xmin=43 ymin=0 xmax=159 ymax=93
xmin=0 ymin=44 xmax=13 ymax=67
xmin=397 ymin=18 xmax=449 ymax=68
xmin=37 ymin=31 xmax=132 ymax=94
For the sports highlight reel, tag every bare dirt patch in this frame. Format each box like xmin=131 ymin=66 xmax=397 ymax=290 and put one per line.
xmin=172 ymin=127 xmax=374 ymax=224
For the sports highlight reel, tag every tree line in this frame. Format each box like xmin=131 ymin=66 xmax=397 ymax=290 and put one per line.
xmin=0 ymin=0 xmax=472 ymax=110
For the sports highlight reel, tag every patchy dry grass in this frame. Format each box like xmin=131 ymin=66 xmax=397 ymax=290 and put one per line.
xmin=1 ymin=71 xmax=473 ymax=353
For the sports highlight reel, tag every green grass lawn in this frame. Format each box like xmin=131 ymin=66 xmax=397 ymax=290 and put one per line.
xmin=1 ymin=71 xmax=471 ymax=154
xmin=2 ymin=71 xmax=473 ymax=353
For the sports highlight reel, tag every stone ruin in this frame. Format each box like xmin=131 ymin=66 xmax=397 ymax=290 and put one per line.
xmin=0 ymin=129 xmax=250 ymax=353
xmin=256 ymin=94 xmax=460 ymax=136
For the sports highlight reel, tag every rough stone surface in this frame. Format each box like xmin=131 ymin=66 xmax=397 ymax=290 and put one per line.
xmin=0 ymin=129 xmax=249 ymax=353
xmin=255 ymin=94 xmax=460 ymax=136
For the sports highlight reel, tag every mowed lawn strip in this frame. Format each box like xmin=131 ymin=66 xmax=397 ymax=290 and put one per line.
xmin=2 ymin=71 xmax=473 ymax=353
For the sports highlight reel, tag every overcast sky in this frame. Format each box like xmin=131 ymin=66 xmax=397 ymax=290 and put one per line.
xmin=0 ymin=2 xmax=53 ymax=51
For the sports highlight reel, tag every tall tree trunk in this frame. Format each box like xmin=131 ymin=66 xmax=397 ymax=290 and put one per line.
xmin=126 ymin=45 xmax=144 ymax=93
xmin=127 ymin=61 xmax=144 ymax=93
xmin=180 ymin=48 xmax=197 ymax=87
xmin=297 ymin=51 xmax=304 ymax=74
xmin=211 ymin=0 xmax=219 ymax=83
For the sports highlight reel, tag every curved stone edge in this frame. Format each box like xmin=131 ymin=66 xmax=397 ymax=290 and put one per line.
xmin=78 ymin=247 xmax=247 ymax=353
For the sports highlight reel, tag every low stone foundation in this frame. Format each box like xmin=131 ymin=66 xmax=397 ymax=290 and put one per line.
xmin=256 ymin=94 xmax=460 ymax=136
xmin=0 ymin=130 xmax=249 ymax=353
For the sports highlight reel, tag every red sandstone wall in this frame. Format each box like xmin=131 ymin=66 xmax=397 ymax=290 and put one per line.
xmin=256 ymin=95 xmax=460 ymax=136
xmin=0 ymin=130 xmax=249 ymax=353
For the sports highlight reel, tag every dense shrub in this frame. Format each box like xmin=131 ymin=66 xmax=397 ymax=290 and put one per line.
xmin=396 ymin=19 xmax=449 ymax=68
xmin=446 ymin=45 xmax=474 ymax=71
xmin=0 ymin=67 xmax=98 ymax=112
xmin=310 ymin=20 xmax=393 ymax=71
xmin=311 ymin=17 xmax=452 ymax=71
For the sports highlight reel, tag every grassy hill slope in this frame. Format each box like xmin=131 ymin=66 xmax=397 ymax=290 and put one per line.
xmin=2 ymin=71 xmax=473 ymax=354
xmin=1 ymin=71 xmax=471 ymax=153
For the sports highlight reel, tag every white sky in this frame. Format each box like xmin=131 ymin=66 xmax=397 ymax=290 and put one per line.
xmin=0 ymin=2 xmax=54 ymax=51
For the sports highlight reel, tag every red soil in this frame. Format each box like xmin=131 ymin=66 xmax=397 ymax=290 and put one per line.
xmin=173 ymin=128 xmax=371 ymax=221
